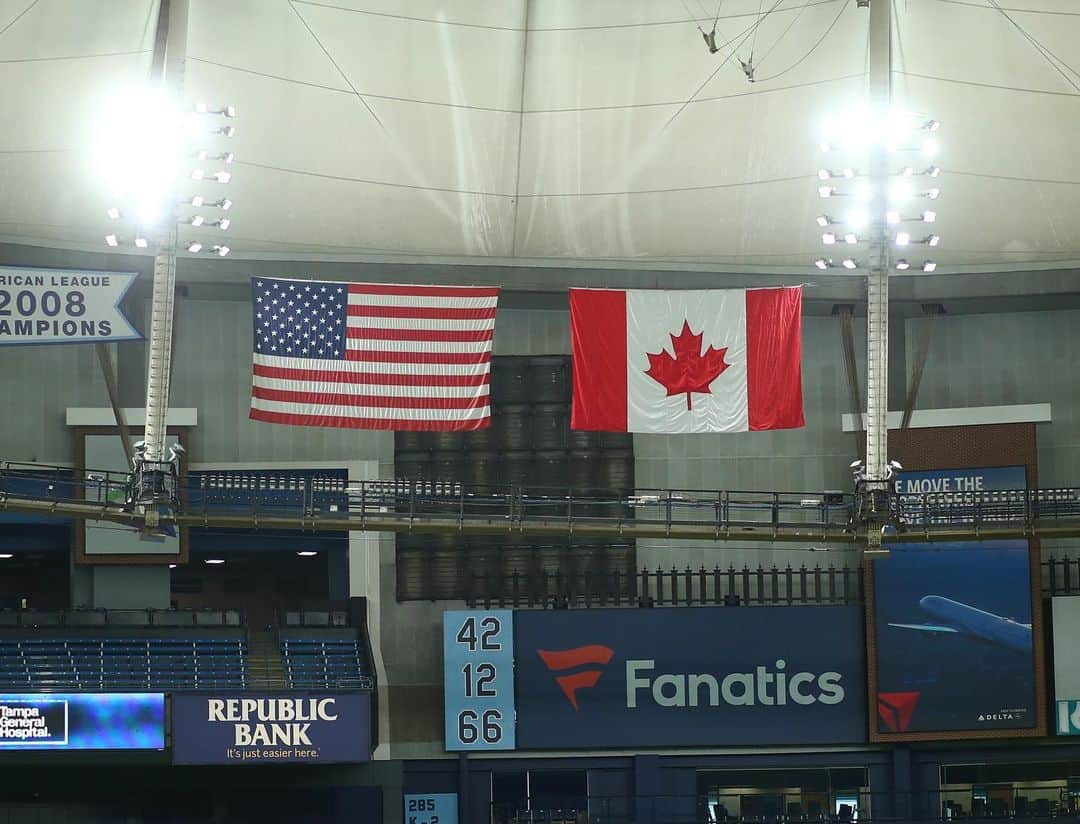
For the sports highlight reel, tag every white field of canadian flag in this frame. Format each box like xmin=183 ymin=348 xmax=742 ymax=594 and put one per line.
xmin=569 ymin=287 xmax=804 ymax=434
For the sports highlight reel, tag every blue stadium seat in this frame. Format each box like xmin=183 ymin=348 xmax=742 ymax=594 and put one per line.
xmin=0 ymin=635 xmax=248 ymax=691
xmin=280 ymin=636 xmax=371 ymax=689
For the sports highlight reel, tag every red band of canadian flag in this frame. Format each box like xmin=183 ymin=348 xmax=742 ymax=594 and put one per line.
xmin=569 ymin=287 xmax=804 ymax=434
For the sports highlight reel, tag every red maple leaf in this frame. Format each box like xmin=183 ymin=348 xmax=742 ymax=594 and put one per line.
xmin=644 ymin=321 xmax=730 ymax=410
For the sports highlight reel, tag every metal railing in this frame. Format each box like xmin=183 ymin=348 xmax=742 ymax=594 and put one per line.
xmin=466 ymin=556 xmax=1080 ymax=609
xmin=490 ymin=788 xmax=1079 ymax=823
xmin=0 ymin=607 xmax=243 ymax=628
xmin=6 ymin=460 xmax=1080 ymax=542
xmin=465 ymin=563 xmax=864 ymax=609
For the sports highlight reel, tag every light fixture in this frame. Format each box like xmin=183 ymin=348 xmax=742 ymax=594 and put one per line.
xmin=901 ymin=166 xmax=914 ymax=177
xmin=927 ymin=188 xmax=940 ymax=200
xmin=191 ymin=169 xmax=205 ymax=181
xmin=814 ymin=258 xmax=829 ymax=270
xmin=211 ymin=171 xmax=231 ymax=184
xmin=194 ymin=102 xmax=208 ymax=114
xmin=223 ymin=105 xmax=237 ymax=118
xmin=925 ymin=119 xmax=940 ymax=132
xmin=844 ymin=233 xmax=857 ymax=245
xmin=214 ymin=245 xmax=230 ymax=257
xmin=818 ymin=169 xmax=831 ymax=181
xmin=895 ymin=259 xmax=911 ymax=271
xmin=134 ymin=236 xmax=149 ymax=249
xmin=187 ymin=241 xmax=203 ymax=253
xmin=190 ymin=195 xmax=204 ymax=207
xmin=168 ymin=563 xmax=177 ymax=569
xmin=195 ymin=149 xmax=209 ymax=160
xmin=816 ymin=215 xmax=830 ymax=227
xmin=205 ymin=558 xmax=225 ymax=565
xmin=221 ymin=152 xmax=235 ymax=164
xmin=822 ymin=232 xmax=836 ymax=245
xmin=93 ymin=86 xmax=181 ymax=231
xmin=105 ymin=234 xmax=118 ymax=247
xmin=190 ymin=215 xmax=205 ymax=227
xmin=922 ymin=210 xmax=936 ymax=223
xmin=928 ymin=166 xmax=941 ymax=178
xmin=895 ymin=231 xmax=911 ymax=246
xmin=922 ymin=261 xmax=937 ymax=272
xmin=886 ymin=210 xmax=900 ymax=225
xmin=106 ymin=207 xmax=120 ymax=220
xmin=818 ymin=185 xmax=834 ymax=198
xmin=888 ymin=180 xmax=912 ymax=204
xmin=841 ymin=258 xmax=857 ymax=269
xmin=218 ymin=125 xmax=235 ymax=138
xmin=218 ymin=198 xmax=233 ymax=211
xmin=0 ymin=553 xmax=12 ymax=560
xmin=215 ymin=218 xmax=230 ymax=230
xmin=927 ymin=234 xmax=940 ymax=247
xmin=297 ymin=551 xmax=318 ymax=557
xmin=847 ymin=209 xmax=869 ymax=230
xmin=842 ymin=168 xmax=855 ymax=179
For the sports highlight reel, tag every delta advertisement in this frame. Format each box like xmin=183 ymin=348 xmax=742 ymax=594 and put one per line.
xmin=1052 ymin=597 xmax=1080 ymax=735
xmin=171 ymin=693 xmax=371 ymax=764
xmin=513 ymin=605 xmax=866 ymax=749
xmin=872 ymin=466 xmax=1040 ymax=740
xmin=894 ymin=465 xmax=1027 ymax=525
xmin=0 ymin=693 xmax=164 ymax=750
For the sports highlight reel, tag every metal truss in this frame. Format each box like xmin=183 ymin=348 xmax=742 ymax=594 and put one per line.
xmin=3 ymin=461 xmax=1080 ymax=545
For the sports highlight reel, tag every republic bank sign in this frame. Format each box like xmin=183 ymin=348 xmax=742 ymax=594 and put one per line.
xmin=514 ymin=606 xmax=866 ymax=748
xmin=171 ymin=693 xmax=371 ymax=765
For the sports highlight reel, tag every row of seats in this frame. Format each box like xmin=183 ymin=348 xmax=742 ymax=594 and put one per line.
xmin=281 ymin=638 xmax=372 ymax=689
xmin=0 ymin=637 xmax=247 ymax=691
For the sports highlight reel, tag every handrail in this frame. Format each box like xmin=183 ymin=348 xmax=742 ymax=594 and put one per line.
xmin=461 ymin=556 xmax=1080 ymax=609
xmin=5 ymin=460 xmax=1080 ymax=543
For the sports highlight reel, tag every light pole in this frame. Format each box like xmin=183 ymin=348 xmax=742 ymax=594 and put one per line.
xmin=93 ymin=0 xmax=235 ymax=518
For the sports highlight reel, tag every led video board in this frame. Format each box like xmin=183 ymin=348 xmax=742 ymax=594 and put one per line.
xmin=0 ymin=693 xmax=165 ymax=750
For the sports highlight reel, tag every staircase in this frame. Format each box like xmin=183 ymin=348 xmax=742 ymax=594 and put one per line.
xmin=246 ymin=630 xmax=287 ymax=689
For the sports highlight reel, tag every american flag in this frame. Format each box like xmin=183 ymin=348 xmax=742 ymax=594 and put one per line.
xmin=249 ymin=277 xmax=499 ymax=430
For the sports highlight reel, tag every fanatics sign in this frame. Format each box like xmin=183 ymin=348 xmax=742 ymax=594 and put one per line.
xmin=569 ymin=287 xmax=804 ymax=433
xmin=514 ymin=606 xmax=865 ymax=749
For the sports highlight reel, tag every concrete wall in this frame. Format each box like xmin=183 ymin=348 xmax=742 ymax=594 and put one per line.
xmin=5 ymin=289 xmax=1080 ymax=758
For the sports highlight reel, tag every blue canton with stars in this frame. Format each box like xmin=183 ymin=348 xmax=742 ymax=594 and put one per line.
xmin=252 ymin=278 xmax=347 ymax=360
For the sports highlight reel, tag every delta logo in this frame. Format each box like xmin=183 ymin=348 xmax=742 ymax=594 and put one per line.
xmin=537 ymin=646 xmax=847 ymax=712
xmin=878 ymin=691 xmax=920 ymax=732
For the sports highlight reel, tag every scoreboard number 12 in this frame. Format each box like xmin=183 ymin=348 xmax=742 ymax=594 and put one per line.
xmin=443 ymin=610 xmax=515 ymax=750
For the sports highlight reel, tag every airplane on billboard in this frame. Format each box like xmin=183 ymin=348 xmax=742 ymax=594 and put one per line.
xmin=888 ymin=595 xmax=1032 ymax=654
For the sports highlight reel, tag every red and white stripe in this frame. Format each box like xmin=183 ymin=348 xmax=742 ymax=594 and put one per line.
xmin=250 ymin=283 xmax=499 ymax=431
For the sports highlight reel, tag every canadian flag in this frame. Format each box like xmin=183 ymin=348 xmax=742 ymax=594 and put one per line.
xmin=570 ymin=287 xmax=804 ymax=433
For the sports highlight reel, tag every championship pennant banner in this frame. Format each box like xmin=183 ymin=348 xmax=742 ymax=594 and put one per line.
xmin=0 ymin=267 xmax=142 ymax=345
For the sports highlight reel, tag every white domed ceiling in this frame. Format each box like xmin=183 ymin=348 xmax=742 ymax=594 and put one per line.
xmin=0 ymin=0 xmax=1078 ymax=272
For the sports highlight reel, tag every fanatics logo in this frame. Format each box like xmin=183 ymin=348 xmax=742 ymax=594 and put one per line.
xmin=878 ymin=691 xmax=920 ymax=732
xmin=537 ymin=645 xmax=615 ymax=711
